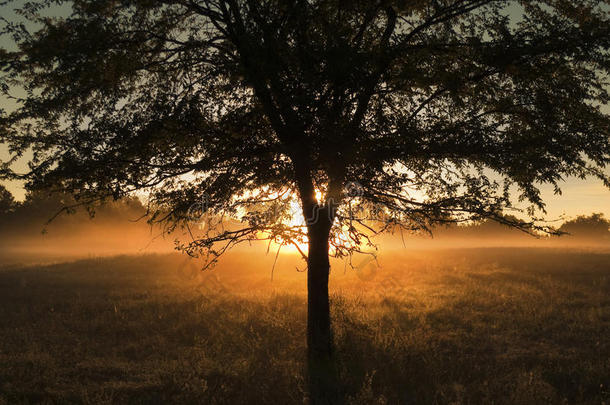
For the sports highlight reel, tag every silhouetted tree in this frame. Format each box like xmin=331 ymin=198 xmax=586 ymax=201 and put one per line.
xmin=0 ymin=184 xmax=15 ymax=215
xmin=1 ymin=1 xmax=609 ymax=401
xmin=559 ymin=213 xmax=610 ymax=241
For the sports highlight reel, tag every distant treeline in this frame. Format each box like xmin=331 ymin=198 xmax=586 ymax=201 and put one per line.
xmin=398 ymin=213 xmax=610 ymax=246
xmin=0 ymin=186 xmax=168 ymax=261
xmin=556 ymin=213 xmax=610 ymax=242
xmin=437 ymin=214 xmax=610 ymax=240
xmin=1 ymin=184 xmax=608 ymax=245
xmin=0 ymin=185 xmax=148 ymax=234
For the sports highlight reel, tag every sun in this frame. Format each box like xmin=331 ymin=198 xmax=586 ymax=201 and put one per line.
xmin=264 ymin=189 xmax=326 ymax=256
xmin=252 ymin=188 xmax=342 ymax=256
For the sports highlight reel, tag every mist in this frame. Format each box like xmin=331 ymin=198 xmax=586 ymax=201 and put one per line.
xmin=2 ymin=191 xmax=609 ymax=270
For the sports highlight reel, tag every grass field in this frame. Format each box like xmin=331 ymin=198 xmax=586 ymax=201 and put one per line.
xmin=0 ymin=248 xmax=609 ymax=404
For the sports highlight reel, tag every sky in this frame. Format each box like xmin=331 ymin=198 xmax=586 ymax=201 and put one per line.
xmin=0 ymin=1 xmax=609 ymax=222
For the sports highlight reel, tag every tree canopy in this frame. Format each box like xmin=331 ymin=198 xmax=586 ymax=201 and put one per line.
xmin=1 ymin=1 xmax=609 ymax=261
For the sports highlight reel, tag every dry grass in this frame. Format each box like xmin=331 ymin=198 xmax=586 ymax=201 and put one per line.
xmin=0 ymin=248 xmax=609 ymax=404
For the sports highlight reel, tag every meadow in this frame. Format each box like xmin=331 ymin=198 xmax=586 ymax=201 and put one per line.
xmin=0 ymin=248 xmax=609 ymax=404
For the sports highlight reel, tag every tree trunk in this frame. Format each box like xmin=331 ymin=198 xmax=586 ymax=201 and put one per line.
xmin=307 ymin=222 xmax=332 ymax=358
xmin=292 ymin=154 xmax=343 ymax=403
xmin=307 ymin=218 xmax=342 ymax=404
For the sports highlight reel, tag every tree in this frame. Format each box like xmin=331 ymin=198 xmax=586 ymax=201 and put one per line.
xmin=1 ymin=1 xmax=609 ymax=401
xmin=559 ymin=213 xmax=610 ymax=242
xmin=0 ymin=184 xmax=15 ymax=215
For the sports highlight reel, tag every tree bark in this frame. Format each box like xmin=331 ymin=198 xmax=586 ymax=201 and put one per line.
xmin=307 ymin=221 xmax=332 ymax=360
xmin=306 ymin=216 xmax=342 ymax=404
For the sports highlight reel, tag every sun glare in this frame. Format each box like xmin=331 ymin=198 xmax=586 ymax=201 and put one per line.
xmin=261 ymin=189 xmax=327 ymax=256
xmin=275 ymin=198 xmax=309 ymax=255
xmin=244 ymin=187 xmax=364 ymax=256
xmin=315 ymin=189 xmax=323 ymax=204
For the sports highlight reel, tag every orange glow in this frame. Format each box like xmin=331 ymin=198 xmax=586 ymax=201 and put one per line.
xmin=315 ymin=189 xmax=323 ymax=204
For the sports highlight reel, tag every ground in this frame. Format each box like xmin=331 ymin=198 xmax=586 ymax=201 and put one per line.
xmin=0 ymin=248 xmax=609 ymax=404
